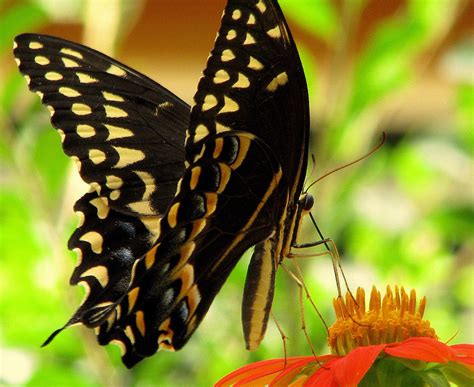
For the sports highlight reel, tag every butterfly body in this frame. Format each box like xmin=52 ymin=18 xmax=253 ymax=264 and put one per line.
xmin=14 ymin=0 xmax=310 ymax=367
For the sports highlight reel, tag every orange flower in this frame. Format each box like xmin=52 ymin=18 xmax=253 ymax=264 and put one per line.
xmin=216 ymin=286 xmax=474 ymax=386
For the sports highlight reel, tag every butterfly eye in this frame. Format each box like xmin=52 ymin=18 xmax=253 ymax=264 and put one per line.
xmin=300 ymin=194 xmax=314 ymax=212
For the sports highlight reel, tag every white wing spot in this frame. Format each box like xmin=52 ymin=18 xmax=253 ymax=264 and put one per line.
xmin=221 ymin=49 xmax=235 ymax=62
xmin=60 ymin=48 xmax=83 ymax=59
xmin=71 ymin=155 xmax=82 ymax=172
xmin=62 ymin=57 xmax=79 ymax=67
xmin=72 ymin=103 xmax=92 ymax=115
xmin=24 ymin=75 xmax=31 ymax=85
xmin=202 ymin=94 xmax=218 ymax=111
xmin=243 ymin=32 xmax=256 ymax=45
xmin=57 ymin=129 xmax=66 ymax=143
xmin=213 ymin=69 xmax=230 ymax=84
xmin=267 ymin=26 xmax=281 ymax=39
xmin=36 ymin=91 xmax=44 ymax=100
xmin=107 ymin=65 xmax=126 ymax=77
xmin=45 ymin=72 xmax=63 ymax=81
xmin=105 ymin=124 xmax=133 ymax=140
xmin=29 ymin=42 xmax=43 ymax=49
xmin=77 ymin=124 xmax=96 ymax=138
xmin=89 ymin=149 xmax=106 ymax=165
xmin=47 ymin=105 xmax=55 ymax=117
xmin=14 ymin=57 xmax=20 ymax=66
xmin=34 ymin=56 xmax=50 ymax=65
xmin=102 ymin=91 xmax=124 ymax=102
xmin=104 ymin=105 xmax=128 ymax=118
xmin=59 ymin=87 xmax=81 ymax=98
xmin=77 ymin=73 xmax=98 ymax=83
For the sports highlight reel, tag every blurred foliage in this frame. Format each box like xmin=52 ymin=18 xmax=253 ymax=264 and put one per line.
xmin=1 ymin=0 xmax=472 ymax=386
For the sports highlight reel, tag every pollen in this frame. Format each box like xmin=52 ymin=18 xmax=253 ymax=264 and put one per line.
xmin=328 ymin=285 xmax=437 ymax=356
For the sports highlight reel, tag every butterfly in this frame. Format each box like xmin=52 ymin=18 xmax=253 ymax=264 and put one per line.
xmin=13 ymin=0 xmax=310 ymax=367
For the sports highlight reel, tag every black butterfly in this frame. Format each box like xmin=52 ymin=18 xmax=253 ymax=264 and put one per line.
xmin=13 ymin=0 xmax=310 ymax=367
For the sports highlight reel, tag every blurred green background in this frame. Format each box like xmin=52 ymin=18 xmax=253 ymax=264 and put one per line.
xmin=1 ymin=0 xmax=473 ymax=385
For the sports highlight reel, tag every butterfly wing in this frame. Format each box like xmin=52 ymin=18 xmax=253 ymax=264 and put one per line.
xmin=13 ymin=33 xmax=190 ymax=336
xmin=95 ymin=0 xmax=309 ymax=367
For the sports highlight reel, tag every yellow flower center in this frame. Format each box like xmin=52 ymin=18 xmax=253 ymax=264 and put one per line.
xmin=328 ymin=285 xmax=437 ymax=355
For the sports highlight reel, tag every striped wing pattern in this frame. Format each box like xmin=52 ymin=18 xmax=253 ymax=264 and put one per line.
xmin=13 ymin=0 xmax=309 ymax=368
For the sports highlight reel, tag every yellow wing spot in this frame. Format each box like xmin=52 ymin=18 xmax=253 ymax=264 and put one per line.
xmin=110 ymin=190 xmax=120 ymax=200
xmin=193 ymin=144 xmax=206 ymax=163
xmin=81 ymin=265 xmax=109 ymax=287
xmin=213 ymin=137 xmax=224 ymax=159
xmin=24 ymin=75 xmax=31 ymax=85
xmin=266 ymin=72 xmax=288 ymax=92
xmin=128 ymin=287 xmax=140 ymax=311
xmin=77 ymin=281 xmax=91 ymax=304
xmin=110 ymin=339 xmax=126 ymax=356
xmin=231 ymin=135 xmax=253 ymax=170
xmin=256 ymin=0 xmax=267 ymax=13
xmin=213 ymin=69 xmax=230 ymax=84
xmin=13 ymin=41 xmax=18 ymax=49
xmin=158 ymin=318 xmax=174 ymax=349
xmin=59 ymin=86 xmax=81 ymax=98
xmin=202 ymin=94 xmax=218 ymax=111
xmin=14 ymin=57 xmax=20 ymax=66
xmin=34 ymin=56 xmax=49 ymax=65
xmin=167 ymin=202 xmax=180 ymax=228
xmin=105 ymin=123 xmax=133 ymax=140
xmin=57 ymin=129 xmax=66 ymax=143
xmin=221 ymin=49 xmax=235 ymax=62
xmin=217 ymin=163 xmax=232 ymax=193
xmin=190 ymin=166 xmax=202 ymax=190
xmin=112 ymin=146 xmax=145 ymax=168
xmin=89 ymin=182 xmax=101 ymax=194
xmin=136 ymin=311 xmax=146 ymax=336
xmin=47 ymin=105 xmax=55 ymax=117
xmin=127 ymin=201 xmax=154 ymax=215
xmin=178 ymin=264 xmax=195 ymax=298
xmin=71 ymin=155 xmax=82 ymax=172
xmin=179 ymin=242 xmax=196 ymax=267
xmin=187 ymin=285 xmax=202 ymax=317
xmin=60 ymin=47 xmax=83 ymax=59
xmin=102 ymin=91 xmax=124 ymax=102
xmin=234 ymin=73 xmax=250 ymax=88
xmin=77 ymin=124 xmax=96 ymax=138
xmin=35 ymin=91 xmax=44 ymax=100
xmin=90 ymin=197 xmax=110 ymax=219
xmin=216 ymin=122 xmax=232 ymax=133
xmin=104 ymin=104 xmax=128 ymax=118
xmin=226 ymin=29 xmax=237 ymax=40
xmin=106 ymin=175 xmax=123 ymax=189
xmin=248 ymin=56 xmax=264 ymax=70
xmin=75 ymin=211 xmax=85 ymax=227
xmin=243 ymin=32 xmax=256 ymax=45
xmin=205 ymin=193 xmax=218 ymax=216
xmin=194 ymin=124 xmax=210 ymax=142
xmin=72 ymin=103 xmax=92 ymax=115
xmin=135 ymin=171 xmax=155 ymax=201
xmin=107 ymin=64 xmax=127 ymax=77
xmin=145 ymin=245 xmax=158 ymax=269
xmin=247 ymin=13 xmax=256 ymax=25
xmin=72 ymin=247 xmax=83 ymax=266
xmin=79 ymin=231 xmax=104 ymax=254
xmin=29 ymin=41 xmax=43 ymax=49
xmin=77 ymin=72 xmax=98 ymax=83
xmin=232 ymin=9 xmax=242 ymax=20
xmin=220 ymin=96 xmax=239 ymax=113
xmin=62 ymin=57 xmax=79 ymax=67
xmin=267 ymin=26 xmax=281 ymax=39
xmin=189 ymin=219 xmax=207 ymax=240
xmin=140 ymin=216 xmax=162 ymax=242
xmin=45 ymin=72 xmax=63 ymax=81
xmin=124 ymin=325 xmax=136 ymax=344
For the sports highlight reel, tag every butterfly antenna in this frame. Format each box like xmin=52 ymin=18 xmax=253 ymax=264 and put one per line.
xmin=305 ymin=132 xmax=386 ymax=193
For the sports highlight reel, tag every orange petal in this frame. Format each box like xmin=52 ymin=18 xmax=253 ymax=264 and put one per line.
xmin=384 ymin=337 xmax=453 ymax=363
